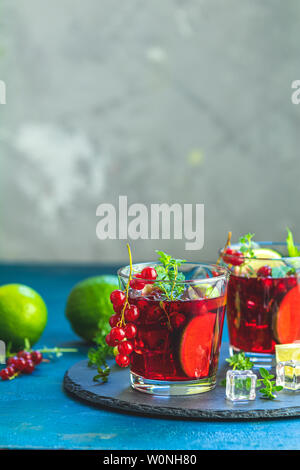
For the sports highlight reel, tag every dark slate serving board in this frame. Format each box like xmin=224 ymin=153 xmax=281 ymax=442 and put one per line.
xmin=63 ymin=344 xmax=300 ymax=420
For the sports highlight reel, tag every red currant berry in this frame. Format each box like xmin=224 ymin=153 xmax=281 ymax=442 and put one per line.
xmin=115 ymin=354 xmax=130 ymax=367
xmin=23 ymin=360 xmax=35 ymax=374
xmin=0 ymin=369 xmax=9 ymax=380
xmin=223 ymin=248 xmax=243 ymax=266
xmin=31 ymin=351 xmax=43 ymax=365
xmin=130 ymin=279 xmax=146 ymax=290
xmin=140 ymin=267 xmax=157 ymax=281
xmin=257 ymin=265 xmax=272 ymax=277
xmin=7 ymin=356 xmax=18 ymax=367
xmin=6 ymin=366 xmax=15 ymax=377
xmin=124 ymin=323 xmax=137 ymax=339
xmin=110 ymin=326 xmax=126 ymax=342
xmin=124 ymin=305 xmax=140 ymax=322
xmin=18 ymin=351 xmax=32 ymax=361
xmin=105 ymin=333 xmax=115 ymax=347
xmin=147 ymin=306 xmax=161 ymax=322
xmin=133 ymin=338 xmax=144 ymax=354
xmin=118 ymin=341 xmax=133 ymax=356
xmin=109 ymin=314 xmax=121 ymax=328
xmin=171 ymin=313 xmax=186 ymax=329
xmin=15 ymin=357 xmax=27 ymax=371
xmin=110 ymin=290 xmax=126 ymax=307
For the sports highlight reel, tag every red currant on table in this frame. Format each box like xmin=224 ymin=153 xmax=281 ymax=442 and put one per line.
xmin=124 ymin=323 xmax=137 ymax=339
xmin=115 ymin=354 xmax=130 ymax=367
xmin=7 ymin=356 xmax=18 ymax=367
xmin=23 ymin=360 xmax=35 ymax=374
xmin=110 ymin=290 xmax=126 ymax=307
xmin=15 ymin=357 xmax=27 ymax=371
xmin=109 ymin=313 xmax=121 ymax=328
xmin=140 ymin=267 xmax=157 ymax=281
xmin=17 ymin=351 xmax=32 ymax=361
xmin=110 ymin=326 xmax=126 ymax=342
xmin=257 ymin=265 xmax=272 ymax=277
xmin=124 ymin=305 xmax=140 ymax=322
xmin=6 ymin=366 xmax=16 ymax=377
xmin=118 ymin=341 xmax=133 ymax=356
xmin=223 ymin=248 xmax=244 ymax=266
xmin=31 ymin=351 xmax=43 ymax=365
xmin=0 ymin=369 xmax=9 ymax=380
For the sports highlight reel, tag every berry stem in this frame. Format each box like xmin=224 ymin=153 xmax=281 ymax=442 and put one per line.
xmin=118 ymin=243 xmax=133 ymax=327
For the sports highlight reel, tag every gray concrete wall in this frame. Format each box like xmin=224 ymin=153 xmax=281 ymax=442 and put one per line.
xmin=1 ymin=0 xmax=300 ymax=264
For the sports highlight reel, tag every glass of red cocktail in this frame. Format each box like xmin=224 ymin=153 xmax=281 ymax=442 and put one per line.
xmin=220 ymin=236 xmax=300 ymax=366
xmin=116 ymin=260 xmax=228 ymax=395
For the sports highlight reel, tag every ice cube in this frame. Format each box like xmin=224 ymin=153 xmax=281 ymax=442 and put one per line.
xmin=276 ymin=360 xmax=300 ymax=391
xmin=226 ymin=369 xmax=257 ymax=401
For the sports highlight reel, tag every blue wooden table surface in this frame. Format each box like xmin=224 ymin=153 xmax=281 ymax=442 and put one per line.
xmin=0 ymin=263 xmax=299 ymax=450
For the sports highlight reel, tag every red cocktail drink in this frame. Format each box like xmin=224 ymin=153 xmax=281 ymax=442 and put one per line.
xmin=220 ymin=239 xmax=300 ymax=365
xmin=117 ymin=261 xmax=228 ymax=395
xmin=227 ymin=273 xmax=298 ymax=355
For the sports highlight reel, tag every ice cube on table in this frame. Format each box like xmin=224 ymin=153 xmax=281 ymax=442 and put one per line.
xmin=276 ymin=360 xmax=300 ymax=391
xmin=226 ymin=369 xmax=257 ymax=402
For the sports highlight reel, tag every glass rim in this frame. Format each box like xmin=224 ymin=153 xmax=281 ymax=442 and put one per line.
xmin=219 ymin=240 xmax=300 ymax=262
xmin=117 ymin=261 xmax=229 ymax=284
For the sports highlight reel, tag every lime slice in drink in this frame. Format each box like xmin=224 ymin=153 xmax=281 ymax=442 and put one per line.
xmin=187 ymin=284 xmax=220 ymax=300
xmin=180 ymin=313 xmax=216 ymax=378
xmin=240 ymin=248 xmax=283 ymax=275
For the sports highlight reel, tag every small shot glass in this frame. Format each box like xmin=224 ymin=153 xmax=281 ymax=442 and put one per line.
xmin=226 ymin=369 xmax=257 ymax=402
xmin=276 ymin=360 xmax=300 ymax=391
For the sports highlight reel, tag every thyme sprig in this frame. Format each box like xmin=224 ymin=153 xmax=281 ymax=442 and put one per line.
xmin=154 ymin=251 xmax=186 ymax=300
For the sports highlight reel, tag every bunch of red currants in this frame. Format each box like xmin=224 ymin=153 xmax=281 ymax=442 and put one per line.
xmin=222 ymin=247 xmax=244 ymax=266
xmin=0 ymin=350 xmax=43 ymax=381
xmin=106 ymin=266 xmax=157 ymax=367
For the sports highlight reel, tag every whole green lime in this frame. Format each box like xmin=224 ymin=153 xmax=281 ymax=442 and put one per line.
xmin=65 ymin=275 xmax=119 ymax=342
xmin=0 ymin=284 xmax=48 ymax=351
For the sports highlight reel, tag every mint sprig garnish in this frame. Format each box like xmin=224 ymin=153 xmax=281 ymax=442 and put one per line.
xmin=154 ymin=251 xmax=186 ymax=300
xmin=239 ymin=233 xmax=255 ymax=258
xmin=257 ymin=368 xmax=283 ymax=400
xmin=220 ymin=352 xmax=254 ymax=386
xmin=226 ymin=352 xmax=254 ymax=370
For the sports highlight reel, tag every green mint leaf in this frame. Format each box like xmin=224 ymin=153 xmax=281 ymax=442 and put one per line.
xmin=154 ymin=251 xmax=186 ymax=300
xmin=259 ymin=367 xmax=269 ymax=379
xmin=286 ymin=228 xmax=300 ymax=257
xmin=238 ymin=233 xmax=256 ymax=260
xmin=272 ymin=265 xmax=295 ymax=278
